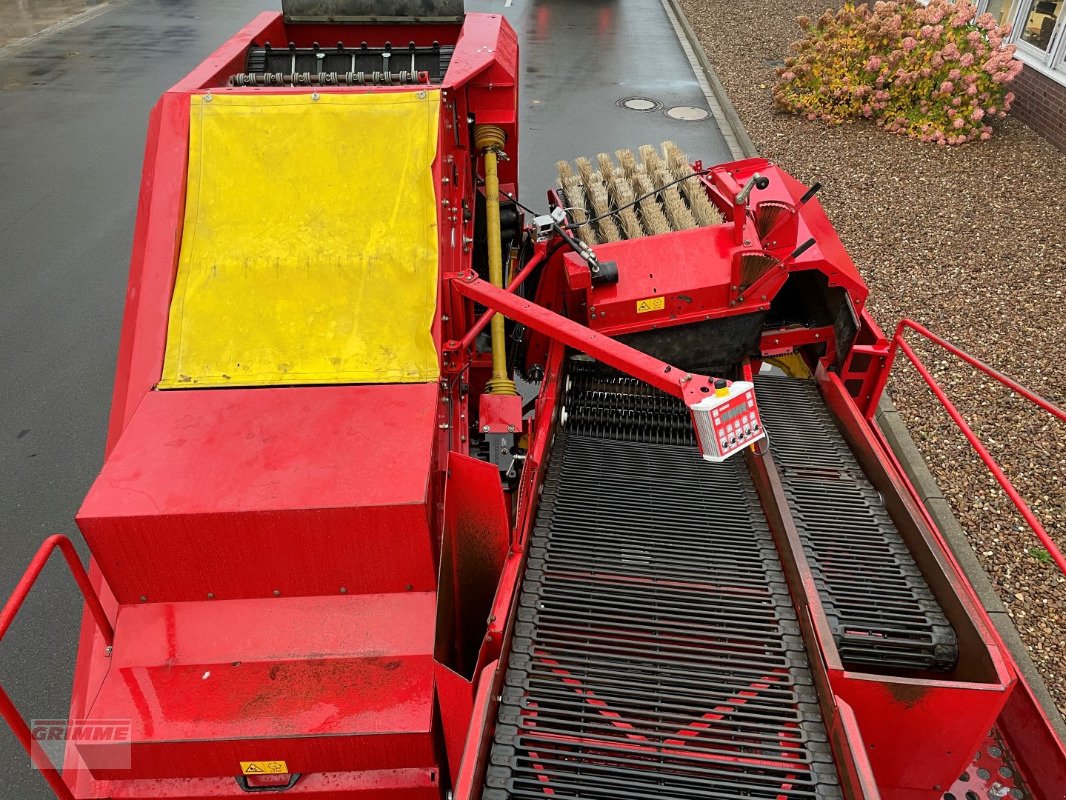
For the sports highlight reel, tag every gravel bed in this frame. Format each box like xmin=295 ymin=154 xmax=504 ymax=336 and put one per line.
xmin=677 ymin=0 xmax=1066 ymax=718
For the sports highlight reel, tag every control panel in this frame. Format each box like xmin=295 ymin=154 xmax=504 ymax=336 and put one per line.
xmin=689 ymin=380 xmax=766 ymax=462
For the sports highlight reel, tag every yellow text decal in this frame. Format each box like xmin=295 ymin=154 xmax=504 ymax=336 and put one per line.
xmin=241 ymin=760 xmax=288 ymax=776
xmin=636 ymin=296 xmax=666 ymax=314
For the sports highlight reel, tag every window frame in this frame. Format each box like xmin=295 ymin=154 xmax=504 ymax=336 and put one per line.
xmin=1009 ymin=0 xmax=1066 ymax=79
xmin=912 ymin=0 xmax=1066 ymax=82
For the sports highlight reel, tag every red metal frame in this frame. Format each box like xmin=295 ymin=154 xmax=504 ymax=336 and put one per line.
xmin=866 ymin=318 xmax=1066 ymax=576
xmin=5 ymin=8 xmax=1065 ymax=795
xmin=0 ymin=535 xmax=114 ymax=800
xmin=451 ymin=271 xmax=724 ymax=406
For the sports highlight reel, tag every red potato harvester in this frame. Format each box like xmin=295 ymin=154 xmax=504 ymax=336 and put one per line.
xmin=1 ymin=2 xmax=1065 ymax=799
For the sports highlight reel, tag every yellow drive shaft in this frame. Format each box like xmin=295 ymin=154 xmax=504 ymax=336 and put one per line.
xmin=475 ymin=124 xmax=518 ymax=396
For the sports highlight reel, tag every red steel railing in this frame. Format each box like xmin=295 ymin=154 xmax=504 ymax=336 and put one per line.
xmin=869 ymin=319 xmax=1066 ymax=577
xmin=0 ymin=534 xmax=114 ymax=800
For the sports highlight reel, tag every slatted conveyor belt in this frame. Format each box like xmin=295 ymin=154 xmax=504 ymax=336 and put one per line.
xmin=754 ymin=375 xmax=958 ymax=672
xmin=558 ymin=361 xmax=956 ymax=672
xmin=484 ymin=432 xmax=843 ymax=800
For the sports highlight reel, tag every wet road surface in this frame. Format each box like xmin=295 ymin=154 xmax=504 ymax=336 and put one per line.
xmin=0 ymin=0 xmax=111 ymax=48
xmin=0 ymin=0 xmax=731 ymax=795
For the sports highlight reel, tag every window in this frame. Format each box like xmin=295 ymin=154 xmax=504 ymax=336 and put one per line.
xmin=984 ymin=0 xmax=1020 ymax=25
xmin=919 ymin=0 xmax=1066 ymax=83
xmin=1018 ymin=0 xmax=1062 ymax=52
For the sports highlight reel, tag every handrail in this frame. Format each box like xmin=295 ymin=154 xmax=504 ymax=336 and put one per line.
xmin=869 ymin=319 xmax=1066 ymax=578
xmin=0 ymin=534 xmax=114 ymax=800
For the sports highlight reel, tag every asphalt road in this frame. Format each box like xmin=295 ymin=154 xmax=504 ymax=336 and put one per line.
xmin=0 ymin=0 xmax=730 ymax=796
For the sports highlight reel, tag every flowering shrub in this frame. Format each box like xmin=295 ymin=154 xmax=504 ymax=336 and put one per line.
xmin=774 ymin=0 xmax=1022 ymax=144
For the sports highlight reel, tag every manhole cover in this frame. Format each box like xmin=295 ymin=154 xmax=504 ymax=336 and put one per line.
xmin=666 ymin=105 xmax=710 ymax=121
xmin=618 ymin=96 xmax=662 ymax=112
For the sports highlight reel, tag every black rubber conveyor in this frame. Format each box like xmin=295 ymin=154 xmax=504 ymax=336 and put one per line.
xmin=484 ymin=363 xmax=844 ymax=800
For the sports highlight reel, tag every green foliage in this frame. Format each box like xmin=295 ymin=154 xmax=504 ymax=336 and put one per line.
xmin=774 ymin=0 xmax=1022 ymax=144
xmin=1029 ymin=547 xmax=1053 ymax=564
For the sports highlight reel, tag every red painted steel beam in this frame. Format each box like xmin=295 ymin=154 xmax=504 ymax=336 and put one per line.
xmin=0 ymin=534 xmax=114 ymax=800
xmin=894 ymin=336 xmax=1066 ymax=577
xmin=898 ymin=319 xmax=1065 ymax=421
xmin=451 ymin=272 xmax=719 ymax=404
xmin=0 ymin=535 xmax=113 ymax=645
xmin=457 ymin=247 xmax=548 ymax=352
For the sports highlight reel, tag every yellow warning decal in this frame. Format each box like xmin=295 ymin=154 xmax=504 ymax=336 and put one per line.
xmin=241 ymin=760 xmax=288 ymax=775
xmin=636 ymin=296 xmax=666 ymax=314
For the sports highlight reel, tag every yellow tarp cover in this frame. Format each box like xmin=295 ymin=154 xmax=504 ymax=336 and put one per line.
xmin=159 ymin=91 xmax=441 ymax=388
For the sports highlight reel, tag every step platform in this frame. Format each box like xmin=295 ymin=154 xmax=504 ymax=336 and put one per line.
xmin=74 ymin=593 xmax=438 ymax=781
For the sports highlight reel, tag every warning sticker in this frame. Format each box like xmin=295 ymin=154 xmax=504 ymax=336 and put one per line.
xmin=241 ymin=760 xmax=288 ymax=775
xmin=636 ymin=296 xmax=666 ymax=314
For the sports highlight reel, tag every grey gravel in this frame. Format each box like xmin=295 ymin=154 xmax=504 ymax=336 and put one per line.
xmin=678 ymin=0 xmax=1066 ymax=719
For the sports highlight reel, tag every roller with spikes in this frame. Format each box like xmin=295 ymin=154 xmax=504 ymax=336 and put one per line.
xmin=556 ymin=141 xmax=723 ymax=245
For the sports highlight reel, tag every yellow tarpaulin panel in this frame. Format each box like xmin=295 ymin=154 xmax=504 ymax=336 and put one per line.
xmin=159 ymin=91 xmax=441 ymax=388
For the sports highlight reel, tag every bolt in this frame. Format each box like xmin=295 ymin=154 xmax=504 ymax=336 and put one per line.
xmin=273 ymin=589 xmax=281 ymax=597
xmin=483 ymin=424 xmax=491 ymax=432
xmin=207 ymin=592 xmax=215 ymax=600
xmin=105 ymin=645 xmax=113 ymax=657
xmin=203 ymin=93 xmax=212 ymax=102
xmin=140 ymin=595 xmax=148 ymax=603
xmin=311 ymin=92 xmax=320 ymax=101
xmin=507 ymin=425 xmax=515 ymax=433
xmin=417 ymin=90 xmax=427 ymax=99
xmin=340 ymin=587 xmax=348 ymax=594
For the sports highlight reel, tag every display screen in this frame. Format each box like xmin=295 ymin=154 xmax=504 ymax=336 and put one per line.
xmin=719 ymin=403 xmax=749 ymax=424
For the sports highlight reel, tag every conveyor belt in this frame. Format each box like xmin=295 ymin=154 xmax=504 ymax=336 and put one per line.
xmin=484 ymin=426 xmax=842 ymax=799
xmin=754 ymin=375 xmax=958 ymax=672
xmin=560 ymin=362 xmax=957 ymax=672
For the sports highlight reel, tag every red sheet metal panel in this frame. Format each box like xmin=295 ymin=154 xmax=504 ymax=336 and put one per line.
xmin=78 ymin=384 xmax=439 ymax=603
xmin=80 ymin=768 xmax=440 ymax=799
xmin=571 ymin=225 xmax=740 ymax=335
xmin=76 ymin=593 xmax=437 ymax=780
